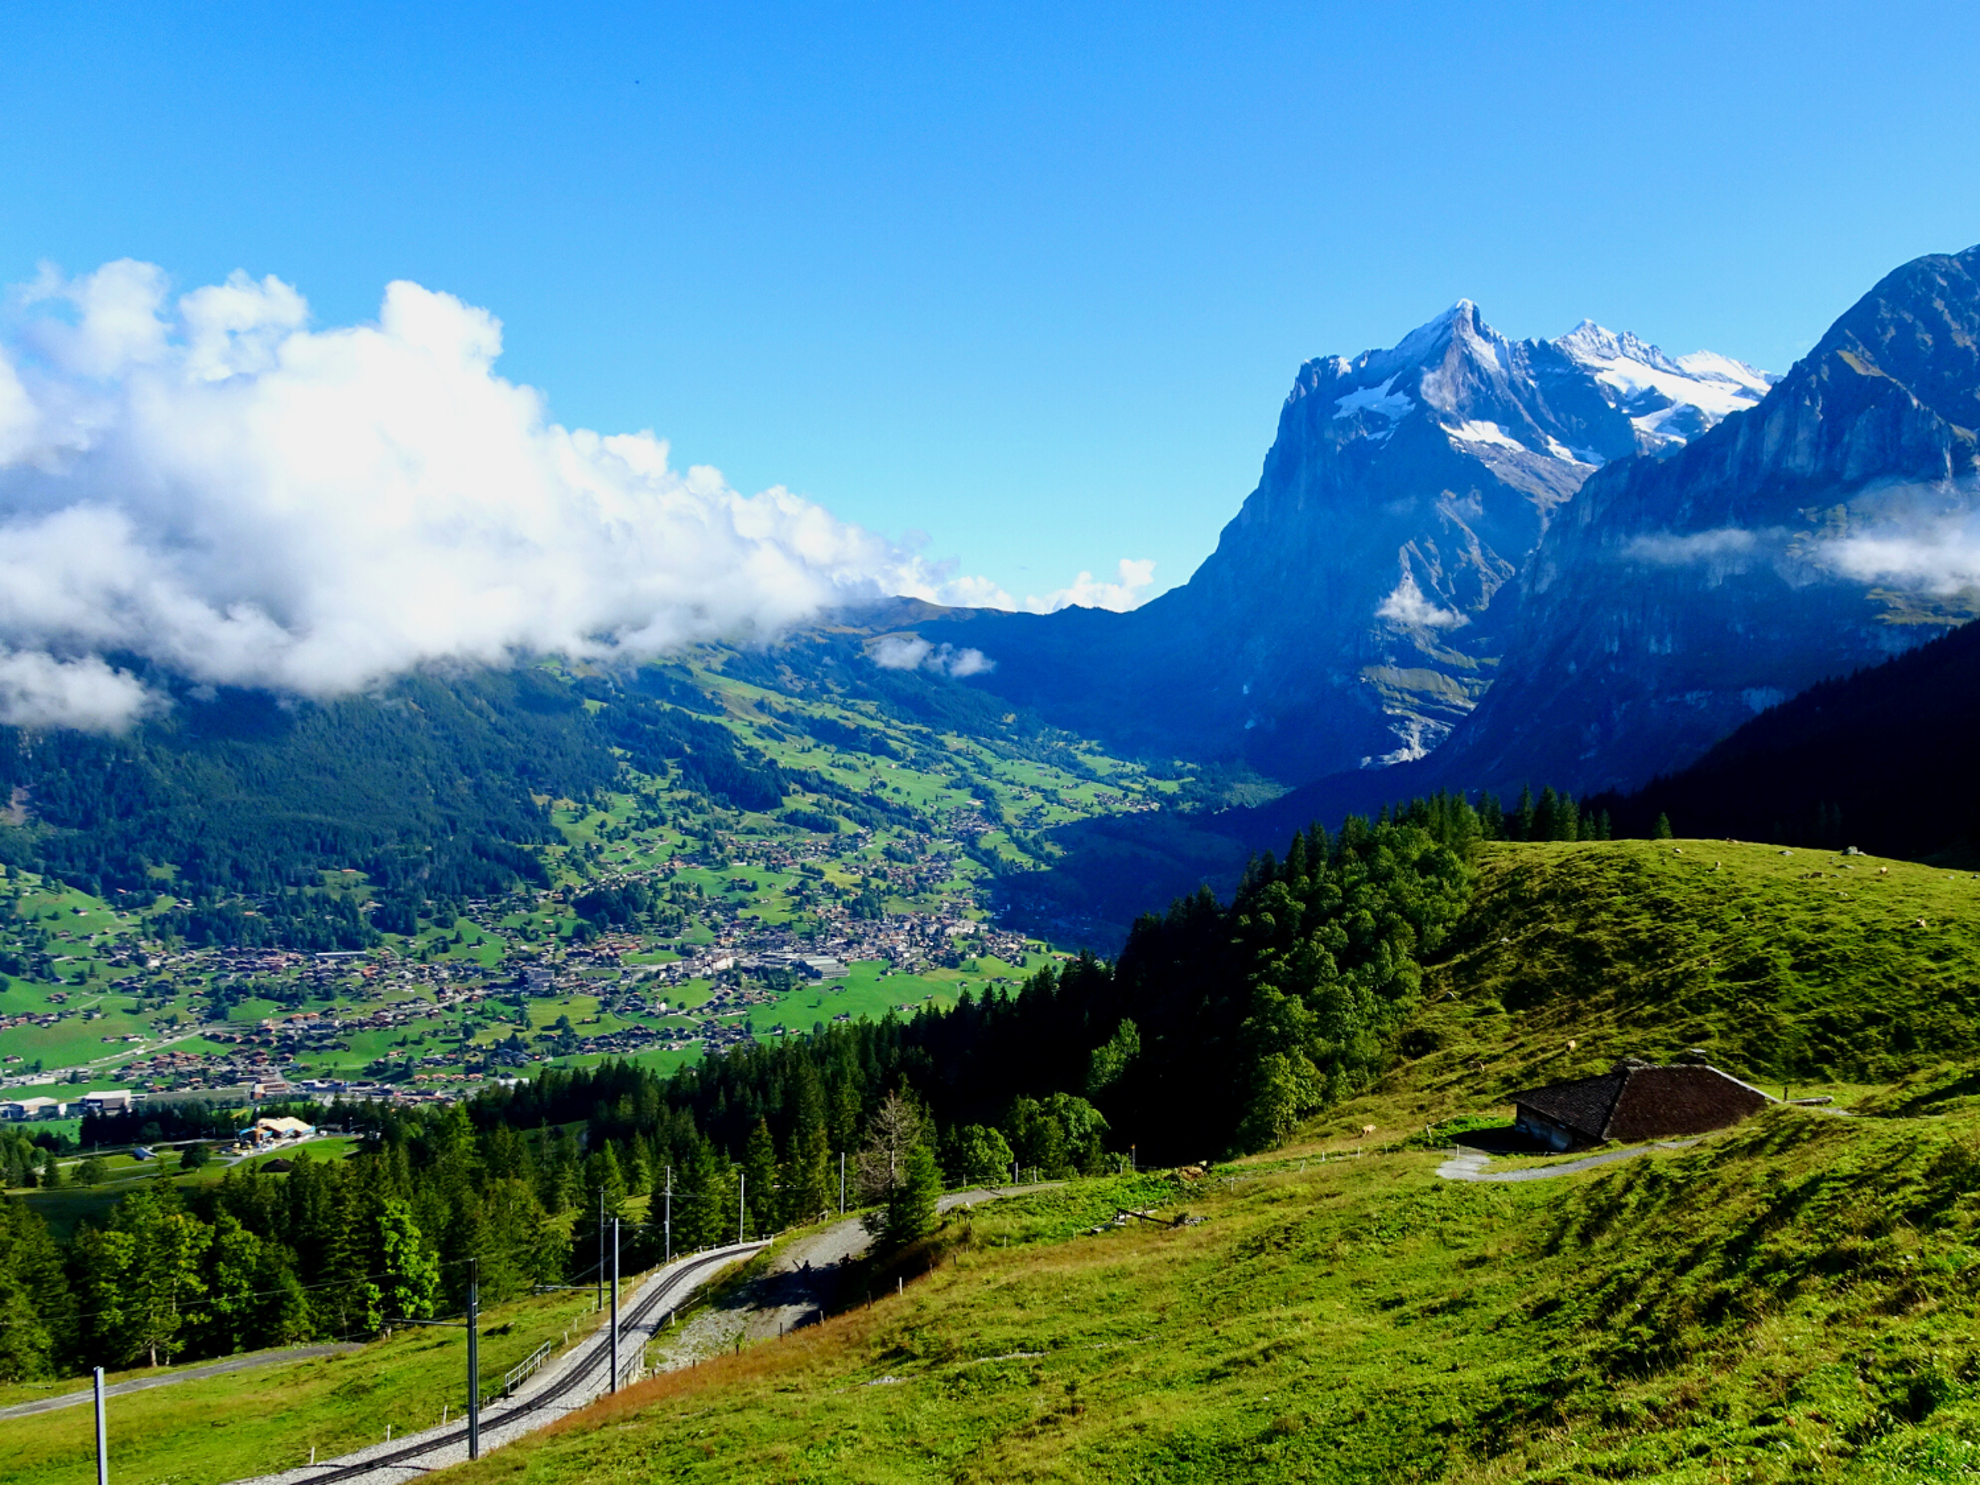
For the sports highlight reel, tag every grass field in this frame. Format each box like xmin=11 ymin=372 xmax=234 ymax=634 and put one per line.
xmin=13 ymin=839 xmax=1980 ymax=1481
xmin=0 ymin=1283 xmax=615 ymax=1485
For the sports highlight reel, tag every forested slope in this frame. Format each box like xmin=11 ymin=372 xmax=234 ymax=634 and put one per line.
xmin=1589 ymin=615 xmax=1980 ymax=863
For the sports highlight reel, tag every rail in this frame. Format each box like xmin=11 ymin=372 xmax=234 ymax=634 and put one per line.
xmin=502 ymin=1340 xmax=554 ymax=1398
xmin=297 ymin=1242 xmax=766 ymax=1485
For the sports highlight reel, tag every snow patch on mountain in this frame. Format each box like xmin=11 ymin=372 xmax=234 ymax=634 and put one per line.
xmin=1555 ymin=320 xmax=1773 ymax=451
xmin=1334 ymin=375 xmax=1413 ymax=422
xmin=1447 ymin=419 xmax=1526 ymax=451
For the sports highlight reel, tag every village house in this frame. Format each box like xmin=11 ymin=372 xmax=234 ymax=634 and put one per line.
xmin=1510 ymin=1057 xmax=1772 ymax=1152
xmin=249 ymin=1114 xmax=316 ymax=1144
xmin=0 ymin=1096 xmax=68 ymax=1121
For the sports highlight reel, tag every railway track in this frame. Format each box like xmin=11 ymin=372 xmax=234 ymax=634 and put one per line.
xmin=290 ymin=1241 xmax=764 ymax=1485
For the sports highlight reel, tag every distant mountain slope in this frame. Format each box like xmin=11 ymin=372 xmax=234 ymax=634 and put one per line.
xmin=0 ymin=624 xmax=1222 ymax=949
xmin=1585 ymin=614 xmax=1980 ymax=861
xmin=910 ymin=306 xmax=1766 ymax=783
xmin=1428 ymin=244 xmax=1980 ymax=797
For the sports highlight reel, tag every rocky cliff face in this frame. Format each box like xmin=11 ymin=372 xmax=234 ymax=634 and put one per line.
xmin=1430 ymin=245 xmax=1980 ymax=796
xmin=913 ymin=303 xmax=1767 ymax=783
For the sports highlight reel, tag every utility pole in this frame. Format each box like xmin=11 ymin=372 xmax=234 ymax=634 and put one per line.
xmin=93 ymin=1366 xmax=107 ymax=1485
xmin=839 ymin=1151 xmax=846 ymax=1214
xmin=609 ymin=1218 xmax=620 ymax=1394
xmin=738 ymin=1172 xmax=746 ymax=1244
xmin=467 ymin=1261 xmax=481 ymax=1461
xmin=663 ymin=1165 xmax=672 ymax=1263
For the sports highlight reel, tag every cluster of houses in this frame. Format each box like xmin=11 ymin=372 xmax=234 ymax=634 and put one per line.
xmin=2 ymin=1087 xmax=140 ymax=1121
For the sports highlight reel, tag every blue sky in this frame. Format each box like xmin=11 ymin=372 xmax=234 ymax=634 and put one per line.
xmin=6 ymin=1 xmax=1980 ymax=608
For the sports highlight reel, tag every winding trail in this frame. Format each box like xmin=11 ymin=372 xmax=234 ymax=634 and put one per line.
xmin=1437 ymin=1139 xmax=1699 ymax=1183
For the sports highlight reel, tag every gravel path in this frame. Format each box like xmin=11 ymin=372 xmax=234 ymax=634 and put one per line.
xmin=646 ymin=1183 xmax=1057 ymax=1369
xmin=1437 ymin=1140 xmax=1699 ymax=1182
xmin=0 ymin=1345 xmax=362 ymax=1420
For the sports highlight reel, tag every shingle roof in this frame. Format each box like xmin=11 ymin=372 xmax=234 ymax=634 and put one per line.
xmin=1509 ymin=1067 xmax=1629 ymax=1144
xmin=1511 ymin=1059 xmax=1771 ymax=1146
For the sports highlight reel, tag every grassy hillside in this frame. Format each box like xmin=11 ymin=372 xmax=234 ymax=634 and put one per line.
xmin=1354 ymin=838 xmax=1980 ymax=1129
xmin=365 ymin=838 xmax=1980 ymax=1484
xmin=427 ymin=1103 xmax=1980 ymax=1484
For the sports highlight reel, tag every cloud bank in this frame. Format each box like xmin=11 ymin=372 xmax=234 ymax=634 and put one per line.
xmin=869 ymin=633 xmax=995 ymax=677
xmin=1821 ymin=514 xmax=1980 ymax=595
xmin=1017 ymin=558 xmax=1157 ymax=614
xmin=0 ymin=260 xmax=1025 ymax=731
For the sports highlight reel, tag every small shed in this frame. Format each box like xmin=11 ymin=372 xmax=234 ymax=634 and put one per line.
xmin=1510 ymin=1058 xmax=1771 ymax=1152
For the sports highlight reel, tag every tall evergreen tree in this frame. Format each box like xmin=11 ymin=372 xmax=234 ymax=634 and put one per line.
xmin=742 ymin=1119 xmax=778 ymax=1238
xmin=880 ymin=1143 xmax=941 ymax=1249
xmin=1514 ymin=785 xmax=1538 ymax=842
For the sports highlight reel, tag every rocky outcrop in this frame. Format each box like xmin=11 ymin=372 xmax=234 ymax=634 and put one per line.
xmin=1431 ymin=245 xmax=1980 ymax=795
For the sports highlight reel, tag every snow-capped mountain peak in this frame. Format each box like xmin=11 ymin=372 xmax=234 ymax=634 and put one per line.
xmin=1554 ymin=320 xmax=1774 ymax=451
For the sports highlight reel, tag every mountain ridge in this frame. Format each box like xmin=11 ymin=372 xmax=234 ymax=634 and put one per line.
xmin=907 ymin=301 xmax=1766 ymax=780
xmin=1427 ymin=243 xmax=1980 ymax=796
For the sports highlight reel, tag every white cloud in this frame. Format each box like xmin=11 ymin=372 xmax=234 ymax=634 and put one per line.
xmin=1018 ymin=558 xmax=1157 ymax=614
xmin=1621 ymin=528 xmax=1768 ymax=567
xmin=0 ymin=648 xmax=155 ymax=732
xmin=1820 ymin=515 xmax=1980 ymax=595
xmin=938 ymin=573 xmax=1018 ymax=609
xmin=1618 ymin=507 xmax=1980 ymax=596
xmin=21 ymin=258 xmax=173 ymax=378
xmin=1375 ymin=571 xmax=1466 ymax=629
xmin=0 ymin=261 xmax=996 ymax=730
xmin=870 ymin=633 xmax=994 ymax=677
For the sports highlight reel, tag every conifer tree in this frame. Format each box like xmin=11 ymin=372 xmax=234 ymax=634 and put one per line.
xmin=783 ymin=1068 xmax=833 ymax=1226
xmin=1535 ymin=787 xmax=1561 ymax=841
xmin=742 ymin=1119 xmax=778 ymax=1238
xmin=881 ymin=1143 xmax=941 ymax=1249
xmin=376 ymin=1200 xmax=439 ymax=1323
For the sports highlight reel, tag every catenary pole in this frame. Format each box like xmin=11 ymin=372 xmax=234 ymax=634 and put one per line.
xmin=738 ymin=1172 xmax=746 ymax=1244
xmin=839 ymin=1151 xmax=846 ymax=1214
xmin=609 ymin=1218 xmax=620 ymax=1393
xmin=595 ymin=1187 xmax=604 ymax=1311
xmin=664 ymin=1165 xmax=672 ymax=1263
xmin=467 ymin=1261 xmax=481 ymax=1461
xmin=93 ymin=1366 xmax=107 ymax=1485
